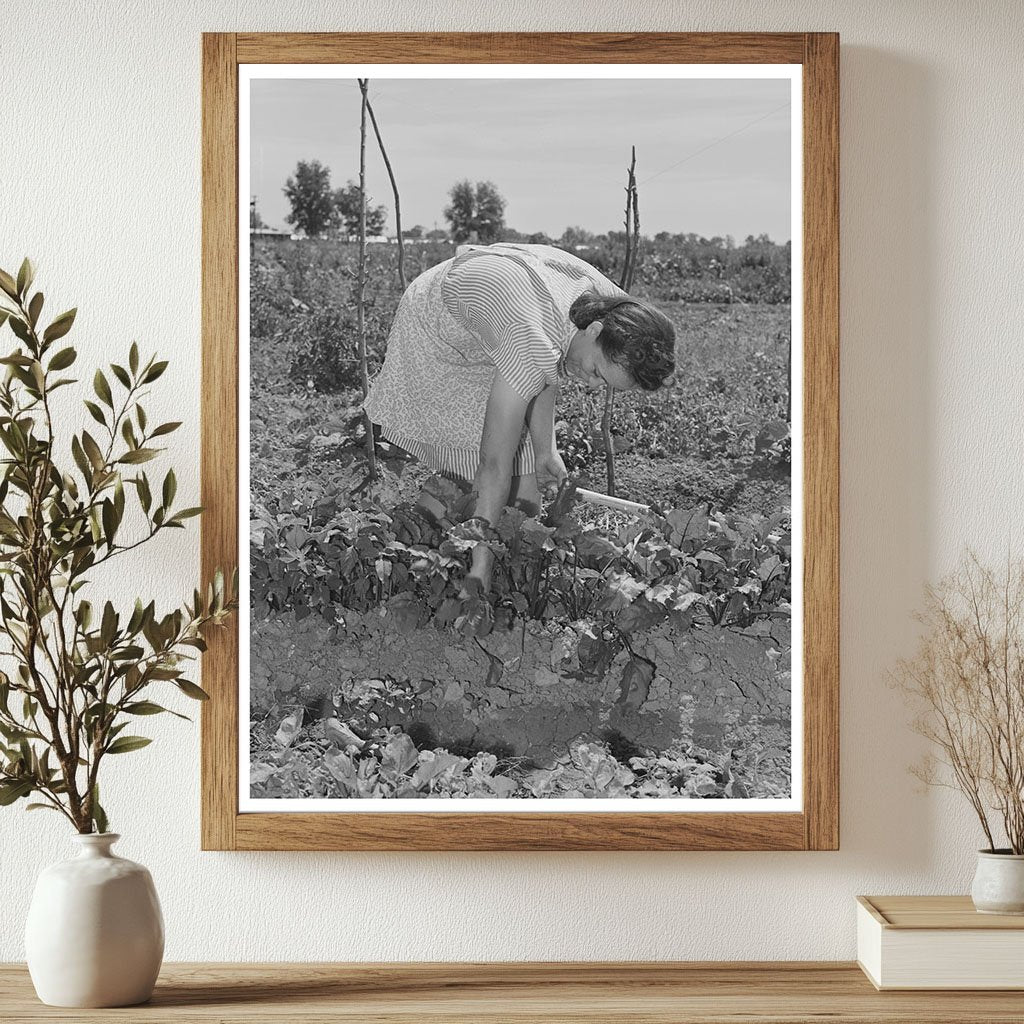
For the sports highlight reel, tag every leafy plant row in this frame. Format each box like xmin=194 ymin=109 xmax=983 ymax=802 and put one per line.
xmin=250 ymin=476 xmax=792 ymax=658
xmin=253 ymin=723 xmax=759 ymax=800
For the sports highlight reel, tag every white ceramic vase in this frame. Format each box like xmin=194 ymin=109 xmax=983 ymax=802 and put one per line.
xmin=971 ymin=849 xmax=1024 ymax=915
xmin=25 ymin=833 xmax=164 ymax=1007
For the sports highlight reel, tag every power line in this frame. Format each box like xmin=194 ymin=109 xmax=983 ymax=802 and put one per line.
xmin=636 ymin=101 xmax=792 ymax=187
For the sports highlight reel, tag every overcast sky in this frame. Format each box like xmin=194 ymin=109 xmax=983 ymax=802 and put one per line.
xmin=249 ymin=76 xmax=792 ymax=242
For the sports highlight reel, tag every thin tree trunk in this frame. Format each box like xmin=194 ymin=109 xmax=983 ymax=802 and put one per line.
xmin=364 ymin=89 xmax=407 ymax=293
xmin=356 ymin=79 xmax=377 ymax=481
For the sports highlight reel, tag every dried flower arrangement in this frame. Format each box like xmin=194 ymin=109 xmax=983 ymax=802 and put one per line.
xmin=895 ymin=551 xmax=1024 ymax=854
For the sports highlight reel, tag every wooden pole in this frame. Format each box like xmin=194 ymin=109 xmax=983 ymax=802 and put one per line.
xmin=621 ymin=146 xmax=640 ymax=291
xmin=356 ymin=79 xmax=377 ymax=481
xmin=364 ymin=91 xmax=407 ymax=293
xmin=602 ymin=147 xmax=640 ymax=497
xmin=601 ymin=386 xmax=617 ymax=497
xmin=620 ymin=147 xmax=637 ymax=290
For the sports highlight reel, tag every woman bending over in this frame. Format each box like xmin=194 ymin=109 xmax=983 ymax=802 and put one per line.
xmin=364 ymin=242 xmax=675 ymax=588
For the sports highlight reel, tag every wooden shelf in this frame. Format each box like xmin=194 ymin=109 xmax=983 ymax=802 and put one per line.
xmin=4 ymin=962 xmax=1024 ymax=1022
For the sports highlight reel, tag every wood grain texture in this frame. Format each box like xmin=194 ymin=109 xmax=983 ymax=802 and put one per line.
xmin=862 ymin=896 xmax=1024 ymax=930
xmin=3 ymin=962 xmax=1023 ymax=1023
xmin=200 ymin=32 xmax=239 ymax=852
xmin=801 ymin=33 xmax=841 ymax=851
xmin=201 ymin=32 xmax=841 ymax=851
xmin=234 ymin=810 xmax=805 ymax=852
xmin=235 ymin=32 xmax=807 ymax=64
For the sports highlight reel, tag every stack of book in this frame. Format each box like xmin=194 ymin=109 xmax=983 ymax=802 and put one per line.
xmin=857 ymin=895 xmax=1024 ymax=990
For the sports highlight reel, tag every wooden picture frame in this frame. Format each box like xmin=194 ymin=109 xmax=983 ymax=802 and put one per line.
xmin=201 ymin=31 xmax=838 ymax=851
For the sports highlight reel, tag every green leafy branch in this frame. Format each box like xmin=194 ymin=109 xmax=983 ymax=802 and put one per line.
xmin=0 ymin=259 xmax=237 ymax=833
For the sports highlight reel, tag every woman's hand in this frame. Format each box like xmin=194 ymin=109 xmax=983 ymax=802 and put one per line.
xmin=535 ymin=448 xmax=569 ymax=499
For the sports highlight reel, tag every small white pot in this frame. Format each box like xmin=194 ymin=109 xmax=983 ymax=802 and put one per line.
xmin=25 ymin=833 xmax=164 ymax=1007
xmin=971 ymin=849 xmax=1024 ymax=915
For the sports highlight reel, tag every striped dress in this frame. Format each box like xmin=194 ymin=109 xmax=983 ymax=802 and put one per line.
xmin=363 ymin=242 xmax=626 ymax=483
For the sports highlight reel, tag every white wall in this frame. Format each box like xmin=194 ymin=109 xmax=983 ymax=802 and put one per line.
xmin=1 ymin=0 xmax=1022 ymax=962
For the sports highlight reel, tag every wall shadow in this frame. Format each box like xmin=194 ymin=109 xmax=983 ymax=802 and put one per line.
xmin=836 ymin=46 xmax=937 ymax=870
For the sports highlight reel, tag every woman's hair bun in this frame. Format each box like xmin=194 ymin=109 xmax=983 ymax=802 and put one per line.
xmin=568 ymin=291 xmax=675 ymax=391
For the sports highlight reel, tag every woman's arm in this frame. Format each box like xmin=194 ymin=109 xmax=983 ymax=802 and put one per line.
xmin=527 ymin=382 xmax=568 ymax=497
xmin=466 ymin=372 xmax=530 ymax=589
xmin=527 ymin=382 xmax=557 ymax=458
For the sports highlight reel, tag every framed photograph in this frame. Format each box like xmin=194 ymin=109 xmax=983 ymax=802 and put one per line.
xmin=201 ymin=32 xmax=838 ymax=850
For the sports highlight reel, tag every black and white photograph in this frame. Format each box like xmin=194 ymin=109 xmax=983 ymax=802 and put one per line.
xmin=241 ymin=66 xmax=802 ymax=809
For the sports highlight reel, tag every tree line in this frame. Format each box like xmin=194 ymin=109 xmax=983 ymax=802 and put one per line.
xmin=271 ymin=159 xmax=789 ymax=259
xmin=273 ymin=159 xmax=505 ymax=243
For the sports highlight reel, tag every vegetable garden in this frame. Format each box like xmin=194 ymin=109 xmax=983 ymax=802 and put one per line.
xmin=249 ymin=237 xmax=793 ymax=801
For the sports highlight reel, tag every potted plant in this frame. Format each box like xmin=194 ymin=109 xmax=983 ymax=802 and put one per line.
xmin=896 ymin=551 xmax=1024 ymax=913
xmin=0 ymin=259 xmax=236 ymax=1006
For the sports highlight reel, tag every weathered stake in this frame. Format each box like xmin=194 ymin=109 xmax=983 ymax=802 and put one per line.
xmin=364 ymin=91 xmax=407 ymax=293
xmin=356 ymin=79 xmax=378 ymax=482
xmin=603 ymin=147 xmax=641 ymax=497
